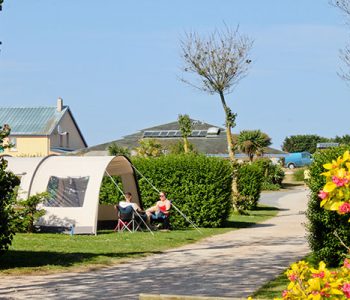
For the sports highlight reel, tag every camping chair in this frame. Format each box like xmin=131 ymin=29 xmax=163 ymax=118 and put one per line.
xmin=150 ymin=202 xmax=172 ymax=230
xmin=114 ymin=205 xmax=142 ymax=233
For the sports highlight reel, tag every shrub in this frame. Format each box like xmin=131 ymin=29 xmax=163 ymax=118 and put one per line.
xmin=0 ymin=158 xmax=20 ymax=254
xmin=132 ymin=154 xmax=232 ymax=228
xmin=293 ymin=167 xmax=306 ymax=182
xmin=236 ymin=163 xmax=263 ymax=210
xmin=276 ymin=259 xmax=350 ymax=299
xmin=252 ymin=158 xmax=285 ymax=190
xmin=11 ymin=192 xmax=48 ymax=233
xmin=306 ymin=146 xmax=350 ymax=266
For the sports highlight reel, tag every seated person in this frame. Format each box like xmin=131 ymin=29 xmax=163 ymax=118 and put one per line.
xmin=146 ymin=191 xmax=171 ymax=223
xmin=116 ymin=192 xmax=144 ymax=215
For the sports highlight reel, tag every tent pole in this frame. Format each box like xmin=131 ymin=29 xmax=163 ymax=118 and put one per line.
xmin=105 ymin=171 xmax=154 ymax=235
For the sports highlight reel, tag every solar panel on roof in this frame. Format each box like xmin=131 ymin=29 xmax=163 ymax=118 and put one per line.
xmin=143 ymin=131 xmax=153 ymax=137
xmin=191 ymin=130 xmax=200 ymax=136
xmin=168 ymin=131 xmax=177 ymax=137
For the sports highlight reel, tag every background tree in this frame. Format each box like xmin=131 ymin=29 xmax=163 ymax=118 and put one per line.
xmin=135 ymin=138 xmax=163 ymax=157
xmin=0 ymin=124 xmax=20 ymax=254
xmin=107 ymin=143 xmax=130 ymax=157
xmin=178 ymin=114 xmax=192 ymax=153
xmin=180 ymin=26 xmax=253 ymax=211
xmin=282 ymin=134 xmax=330 ymax=154
xmin=333 ymin=134 xmax=350 ymax=145
xmin=236 ymin=130 xmax=271 ymax=162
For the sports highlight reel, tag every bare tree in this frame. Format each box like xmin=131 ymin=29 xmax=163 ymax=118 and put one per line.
xmin=330 ymin=0 xmax=350 ymax=81
xmin=180 ymin=27 xmax=253 ymax=161
xmin=180 ymin=26 xmax=253 ymax=211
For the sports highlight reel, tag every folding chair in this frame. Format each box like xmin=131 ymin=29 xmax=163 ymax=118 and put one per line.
xmin=114 ymin=205 xmax=143 ymax=233
xmin=150 ymin=203 xmax=172 ymax=230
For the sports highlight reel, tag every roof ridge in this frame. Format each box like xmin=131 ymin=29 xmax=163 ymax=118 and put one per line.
xmin=0 ymin=106 xmax=67 ymax=109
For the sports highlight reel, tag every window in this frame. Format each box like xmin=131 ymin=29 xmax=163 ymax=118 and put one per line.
xmin=45 ymin=176 xmax=89 ymax=207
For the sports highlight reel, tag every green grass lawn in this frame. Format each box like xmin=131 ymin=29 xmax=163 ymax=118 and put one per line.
xmin=0 ymin=206 xmax=278 ymax=275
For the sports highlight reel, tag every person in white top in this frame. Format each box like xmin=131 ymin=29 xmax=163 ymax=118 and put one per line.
xmin=115 ymin=192 xmax=143 ymax=212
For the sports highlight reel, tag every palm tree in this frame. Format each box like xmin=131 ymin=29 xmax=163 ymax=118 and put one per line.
xmin=237 ymin=130 xmax=271 ymax=162
xmin=178 ymin=114 xmax=192 ymax=153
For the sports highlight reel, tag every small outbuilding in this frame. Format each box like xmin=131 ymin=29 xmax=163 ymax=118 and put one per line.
xmin=5 ymin=155 xmax=141 ymax=235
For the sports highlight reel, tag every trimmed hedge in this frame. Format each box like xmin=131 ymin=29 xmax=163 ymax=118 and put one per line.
xmin=236 ymin=163 xmax=263 ymax=210
xmin=307 ymin=146 xmax=350 ymax=266
xmin=132 ymin=154 xmax=233 ymax=228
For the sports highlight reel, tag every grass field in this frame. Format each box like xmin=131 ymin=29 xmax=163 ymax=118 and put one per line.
xmin=0 ymin=206 xmax=278 ymax=275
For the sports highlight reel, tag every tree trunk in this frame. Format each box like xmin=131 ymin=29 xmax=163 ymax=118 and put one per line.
xmin=219 ymin=91 xmax=240 ymax=212
xmin=183 ymin=137 xmax=189 ymax=153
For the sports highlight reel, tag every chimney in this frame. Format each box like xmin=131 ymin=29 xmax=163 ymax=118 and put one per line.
xmin=57 ymin=97 xmax=63 ymax=112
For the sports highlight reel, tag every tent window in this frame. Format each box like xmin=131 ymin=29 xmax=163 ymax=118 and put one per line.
xmin=45 ymin=176 xmax=89 ymax=207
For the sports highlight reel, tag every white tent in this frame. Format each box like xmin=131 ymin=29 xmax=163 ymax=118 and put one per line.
xmin=5 ymin=155 xmax=142 ymax=235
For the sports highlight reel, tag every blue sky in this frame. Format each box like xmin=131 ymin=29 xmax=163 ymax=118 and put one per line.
xmin=0 ymin=0 xmax=349 ymax=150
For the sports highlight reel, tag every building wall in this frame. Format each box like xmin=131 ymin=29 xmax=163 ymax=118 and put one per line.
xmin=50 ymin=111 xmax=86 ymax=150
xmin=4 ymin=136 xmax=49 ymax=157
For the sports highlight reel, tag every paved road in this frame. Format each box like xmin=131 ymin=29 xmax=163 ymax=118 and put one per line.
xmin=0 ymin=188 xmax=309 ymax=300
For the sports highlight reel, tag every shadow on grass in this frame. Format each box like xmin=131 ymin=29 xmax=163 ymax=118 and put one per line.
xmin=281 ymin=182 xmax=304 ymax=189
xmin=222 ymin=220 xmax=275 ymax=229
xmin=0 ymin=250 xmax=162 ymax=270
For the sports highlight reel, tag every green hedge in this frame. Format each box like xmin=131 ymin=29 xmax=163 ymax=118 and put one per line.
xmin=236 ymin=163 xmax=263 ymax=210
xmin=132 ymin=154 xmax=233 ymax=228
xmin=99 ymin=176 xmax=124 ymax=205
xmin=307 ymin=146 xmax=350 ymax=266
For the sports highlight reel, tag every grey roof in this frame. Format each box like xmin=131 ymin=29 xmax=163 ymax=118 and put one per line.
xmin=0 ymin=106 xmax=68 ymax=135
xmin=81 ymin=119 xmax=286 ymax=157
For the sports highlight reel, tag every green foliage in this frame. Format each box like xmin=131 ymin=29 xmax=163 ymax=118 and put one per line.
xmin=293 ymin=168 xmax=306 ymax=182
xmin=0 ymin=157 xmax=20 ymax=252
xmin=306 ymin=146 xmax=350 ymax=266
xmin=12 ymin=193 xmax=48 ymax=233
xmin=252 ymin=158 xmax=285 ymax=190
xmin=236 ymin=163 xmax=263 ymax=210
xmin=282 ymin=135 xmax=330 ymax=154
xmin=132 ymin=154 xmax=232 ymax=228
xmin=99 ymin=176 xmax=124 ymax=204
xmin=0 ymin=124 xmax=20 ymax=254
xmin=333 ymin=134 xmax=350 ymax=145
xmin=107 ymin=143 xmax=130 ymax=157
xmin=135 ymin=138 xmax=163 ymax=157
xmin=166 ymin=140 xmax=196 ymax=155
xmin=236 ymin=130 xmax=272 ymax=161
xmin=178 ymin=114 xmax=192 ymax=153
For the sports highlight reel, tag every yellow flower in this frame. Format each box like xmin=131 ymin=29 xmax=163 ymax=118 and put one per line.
xmin=323 ymin=182 xmax=337 ymax=193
